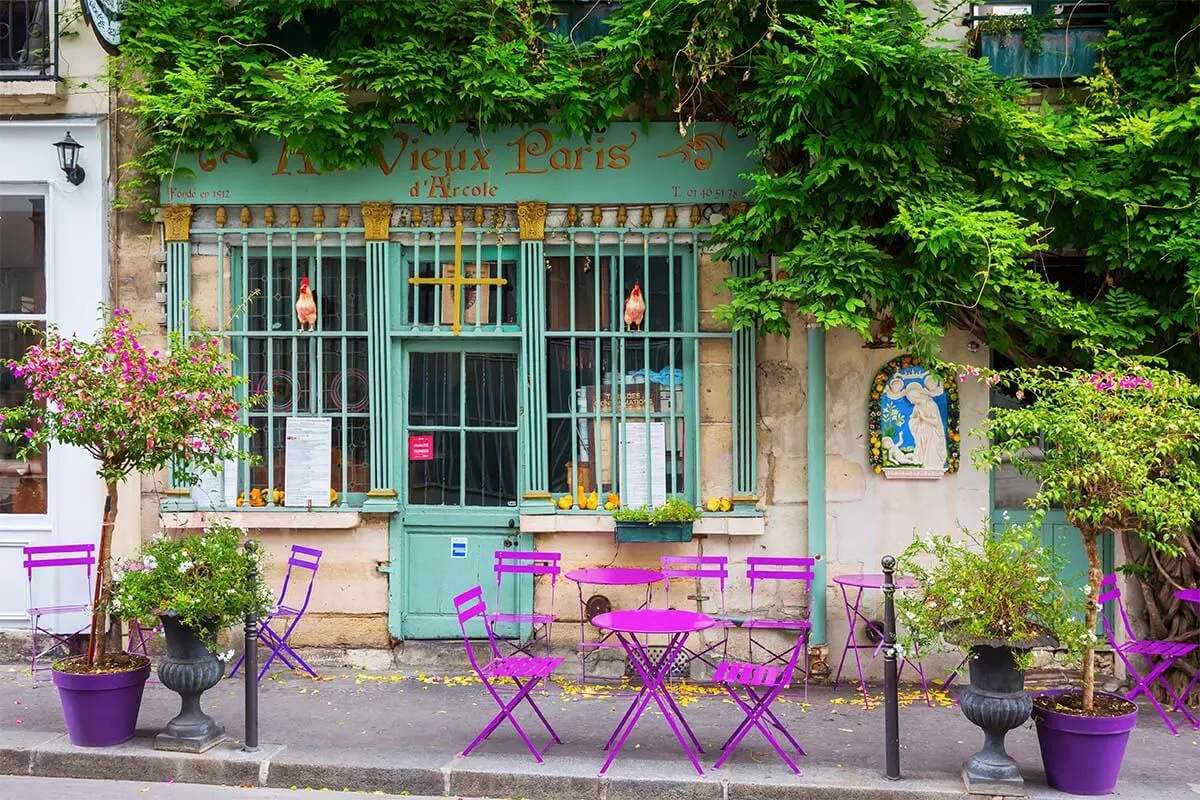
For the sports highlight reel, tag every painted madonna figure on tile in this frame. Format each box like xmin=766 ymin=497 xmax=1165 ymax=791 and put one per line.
xmin=868 ymin=356 xmax=960 ymax=479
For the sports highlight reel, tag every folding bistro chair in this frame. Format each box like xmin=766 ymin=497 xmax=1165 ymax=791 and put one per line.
xmin=488 ymin=550 xmax=561 ymax=659
xmin=23 ymin=544 xmax=95 ymax=681
xmin=453 ymin=586 xmax=563 ymax=763
xmin=230 ymin=544 xmax=323 ymax=680
xmin=742 ymin=556 xmax=816 ymax=696
xmin=712 ymin=630 xmax=808 ymax=773
xmin=660 ymin=555 xmax=739 ymax=673
xmin=1099 ymin=574 xmax=1198 ymax=735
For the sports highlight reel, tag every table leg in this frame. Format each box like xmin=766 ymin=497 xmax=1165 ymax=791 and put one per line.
xmin=606 ymin=631 xmax=701 ymax=753
xmin=833 ymin=585 xmax=872 ymax=710
xmin=601 ymin=631 xmax=705 ymax=776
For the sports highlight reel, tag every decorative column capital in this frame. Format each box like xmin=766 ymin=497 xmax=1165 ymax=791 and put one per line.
xmin=361 ymin=202 xmax=394 ymax=241
xmin=162 ymin=205 xmax=193 ymax=242
xmin=517 ymin=202 xmax=548 ymax=241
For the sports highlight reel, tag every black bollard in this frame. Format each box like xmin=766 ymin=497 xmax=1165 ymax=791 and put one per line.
xmin=881 ymin=555 xmax=900 ymax=781
xmin=243 ymin=540 xmax=260 ymax=752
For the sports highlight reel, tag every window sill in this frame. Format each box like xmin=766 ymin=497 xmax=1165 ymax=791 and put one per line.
xmin=0 ymin=80 xmax=64 ymax=106
xmin=162 ymin=509 xmax=361 ymax=530
xmin=520 ymin=512 xmax=763 ymax=536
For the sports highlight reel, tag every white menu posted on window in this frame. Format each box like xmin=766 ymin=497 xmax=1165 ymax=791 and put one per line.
xmin=285 ymin=417 xmax=333 ymax=508
xmin=621 ymin=422 xmax=667 ymax=508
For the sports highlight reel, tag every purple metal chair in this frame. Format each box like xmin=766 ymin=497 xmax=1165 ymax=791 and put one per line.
xmin=489 ymin=550 xmax=561 ymax=659
xmin=23 ymin=544 xmax=94 ymax=680
xmin=1099 ymin=574 xmax=1198 ymax=735
xmin=742 ymin=556 xmax=816 ymax=695
xmin=660 ymin=555 xmax=739 ymax=672
xmin=712 ymin=630 xmax=808 ymax=773
xmin=230 ymin=544 xmax=323 ymax=680
xmin=453 ymin=585 xmax=563 ymax=763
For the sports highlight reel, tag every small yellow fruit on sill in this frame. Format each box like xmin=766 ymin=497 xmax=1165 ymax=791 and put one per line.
xmin=557 ymin=495 xmax=574 ymax=510
xmin=704 ymin=497 xmax=721 ymax=512
xmin=719 ymin=497 xmax=733 ymax=512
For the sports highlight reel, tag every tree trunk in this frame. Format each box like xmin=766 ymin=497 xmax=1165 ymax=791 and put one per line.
xmin=1082 ymin=529 xmax=1103 ymax=715
xmin=85 ymin=481 xmax=119 ymax=668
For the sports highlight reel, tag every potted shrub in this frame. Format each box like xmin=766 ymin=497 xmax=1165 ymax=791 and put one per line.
xmin=969 ymin=358 xmax=1200 ymax=795
xmin=611 ymin=496 xmax=702 ymax=543
xmin=896 ymin=514 xmax=1086 ymax=795
xmin=0 ymin=309 xmax=253 ymax=746
xmin=110 ymin=522 xmax=271 ymax=752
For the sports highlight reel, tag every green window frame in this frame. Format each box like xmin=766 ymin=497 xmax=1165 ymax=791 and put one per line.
xmin=543 ymin=238 xmax=702 ymax=507
xmin=230 ymin=247 xmax=371 ymax=507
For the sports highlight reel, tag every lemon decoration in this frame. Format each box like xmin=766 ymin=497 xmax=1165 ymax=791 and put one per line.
xmin=704 ymin=497 xmax=721 ymax=512
xmin=586 ymin=491 xmax=599 ymax=510
xmin=557 ymin=494 xmax=574 ymax=510
xmin=719 ymin=496 xmax=733 ymax=512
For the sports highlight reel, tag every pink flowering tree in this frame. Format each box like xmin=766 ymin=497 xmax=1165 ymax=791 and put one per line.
xmin=969 ymin=358 xmax=1200 ymax=713
xmin=0 ymin=309 xmax=254 ymax=670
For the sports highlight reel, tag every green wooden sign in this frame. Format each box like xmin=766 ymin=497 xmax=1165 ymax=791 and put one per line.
xmin=162 ymin=123 xmax=753 ymax=206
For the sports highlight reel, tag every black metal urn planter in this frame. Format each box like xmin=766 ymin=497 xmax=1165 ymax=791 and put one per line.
xmin=155 ymin=614 xmax=227 ymax=753
xmin=957 ymin=633 xmax=1056 ymax=796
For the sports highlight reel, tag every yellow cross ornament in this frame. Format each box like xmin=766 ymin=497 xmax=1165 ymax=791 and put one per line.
xmin=408 ymin=216 xmax=508 ymax=335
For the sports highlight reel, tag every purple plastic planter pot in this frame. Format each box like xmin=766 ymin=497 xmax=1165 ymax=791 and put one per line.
xmin=1033 ymin=693 xmax=1139 ymax=796
xmin=52 ymin=657 xmax=151 ymax=746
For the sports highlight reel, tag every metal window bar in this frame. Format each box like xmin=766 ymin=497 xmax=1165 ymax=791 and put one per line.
xmin=545 ymin=226 xmax=717 ymax=506
xmin=0 ymin=0 xmax=57 ymax=79
xmin=185 ymin=222 xmax=370 ymax=509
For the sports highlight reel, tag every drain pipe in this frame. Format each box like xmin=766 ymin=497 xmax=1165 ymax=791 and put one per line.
xmin=806 ymin=326 xmax=828 ymax=649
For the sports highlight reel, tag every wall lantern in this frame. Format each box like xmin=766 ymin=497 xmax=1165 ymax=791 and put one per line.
xmin=53 ymin=132 xmax=86 ymax=186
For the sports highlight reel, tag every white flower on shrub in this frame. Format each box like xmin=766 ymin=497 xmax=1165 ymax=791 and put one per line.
xmin=215 ymin=649 xmax=235 ymax=662
xmin=178 ymin=560 xmax=194 ymax=574
xmin=143 ymin=554 xmax=157 ymax=570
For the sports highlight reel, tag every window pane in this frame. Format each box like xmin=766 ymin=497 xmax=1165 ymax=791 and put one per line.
xmin=464 ymin=432 xmax=516 ymax=506
xmin=409 ymin=352 xmax=460 ymax=426
xmin=465 ymin=352 xmax=516 ymax=427
xmin=546 ymin=255 xmax=611 ymax=331
xmin=0 ymin=321 xmax=45 ymax=513
xmin=409 ymin=431 xmax=460 ymax=505
xmin=320 ymin=255 xmax=368 ymax=330
xmin=0 ymin=195 xmax=45 ymax=314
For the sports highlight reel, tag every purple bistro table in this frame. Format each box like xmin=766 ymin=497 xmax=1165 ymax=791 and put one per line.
xmin=591 ymin=608 xmax=715 ymax=775
xmin=1173 ymin=588 xmax=1200 ymax=713
xmin=566 ymin=567 xmax=663 ymax=683
xmin=832 ymin=572 xmax=932 ymax=710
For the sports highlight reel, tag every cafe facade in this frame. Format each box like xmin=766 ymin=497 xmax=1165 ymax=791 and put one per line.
xmin=143 ymin=122 xmax=992 ymax=671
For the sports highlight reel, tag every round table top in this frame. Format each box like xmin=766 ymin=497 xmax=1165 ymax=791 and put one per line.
xmin=833 ymin=572 xmax=918 ymax=590
xmin=1175 ymin=588 xmax=1200 ymax=604
xmin=565 ymin=567 xmax=663 ymax=586
xmin=591 ymin=608 xmax=715 ymax=635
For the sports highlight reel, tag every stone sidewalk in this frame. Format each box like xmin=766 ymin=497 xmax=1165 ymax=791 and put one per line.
xmin=0 ymin=664 xmax=1197 ymax=799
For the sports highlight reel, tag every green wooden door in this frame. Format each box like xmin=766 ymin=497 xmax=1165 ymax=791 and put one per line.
xmin=993 ymin=467 xmax=1113 ymax=629
xmin=388 ymin=340 xmax=531 ymax=639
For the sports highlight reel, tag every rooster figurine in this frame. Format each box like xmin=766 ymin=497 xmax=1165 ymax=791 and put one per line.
xmin=623 ymin=281 xmax=645 ymax=331
xmin=295 ymin=277 xmax=317 ymax=332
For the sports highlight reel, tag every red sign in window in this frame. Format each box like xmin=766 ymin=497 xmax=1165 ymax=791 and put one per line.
xmin=408 ymin=434 xmax=434 ymax=461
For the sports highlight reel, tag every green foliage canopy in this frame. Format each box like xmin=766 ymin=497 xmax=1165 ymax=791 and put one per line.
xmin=114 ymin=0 xmax=1200 ymax=368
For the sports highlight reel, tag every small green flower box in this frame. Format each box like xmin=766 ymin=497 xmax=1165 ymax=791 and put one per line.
xmin=614 ymin=521 xmax=694 ymax=543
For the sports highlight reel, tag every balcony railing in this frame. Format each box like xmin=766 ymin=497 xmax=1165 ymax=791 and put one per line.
xmin=0 ymin=0 xmax=57 ymax=80
xmin=969 ymin=2 xmax=1115 ymax=82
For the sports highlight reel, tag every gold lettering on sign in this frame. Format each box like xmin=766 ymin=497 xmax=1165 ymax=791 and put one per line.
xmin=273 ymin=142 xmax=320 ymax=175
xmin=506 ymin=129 xmax=636 ymax=175
xmin=373 ymin=131 xmax=411 ymax=175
